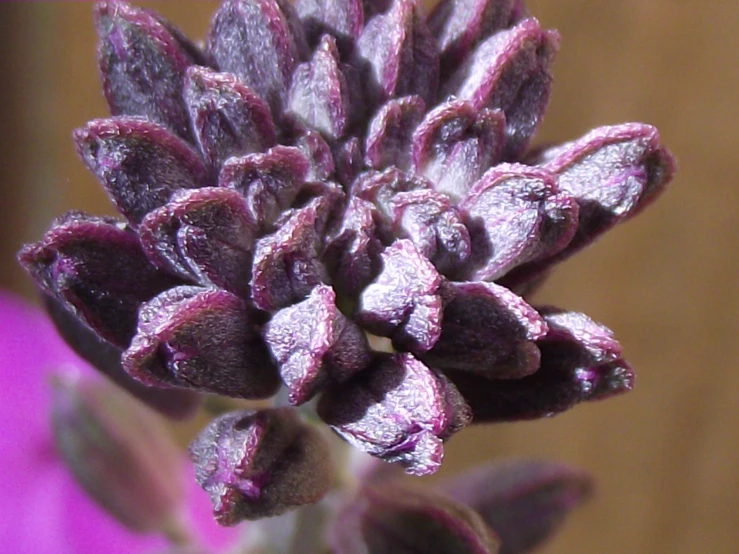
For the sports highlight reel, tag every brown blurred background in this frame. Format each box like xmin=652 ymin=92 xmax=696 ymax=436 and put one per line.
xmin=1 ymin=1 xmax=737 ymax=552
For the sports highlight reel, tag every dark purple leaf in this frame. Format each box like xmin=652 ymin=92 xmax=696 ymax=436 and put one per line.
xmin=122 ymin=286 xmax=280 ymax=399
xmin=411 ymin=100 xmax=505 ymax=201
xmin=295 ymin=0 xmax=364 ymax=52
xmin=287 ymin=34 xmax=353 ymax=140
xmin=95 ymin=0 xmax=195 ymax=141
xmin=365 ymin=95 xmax=425 ymax=171
xmin=189 ymin=408 xmax=332 ymax=524
xmin=219 ymin=146 xmax=309 ymax=230
xmin=331 ymin=483 xmax=500 ymax=554
xmin=184 ymin=66 xmax=276 ymax=173
xmin=439 ymin=459 xmax=592 ymax=554
xmin=139 ymin=187 xmax=256 ymax=296
xmin=74 ymin=118 xmax=208 ymax=225
xmin=443 ymin=18 xmax=559 ymax=160
xmin=356 ymin=240 xmax=444 ymax=354
xmin=250 ymin=199 xmax=329 ymax=311
xmin=355 ymin=0 xmax=439 ymax=108
xmin=206 ymin=0 xmax=308 ymax=114
xmin=264 ymin=284 xmax=371 ymax=404
xmin=318 ymin=352 xmax=471 ymax=476
xmin=18 ymin=212 xmax=178 ymax=349
xmin=422 ymin=281 xmax=547 ymax=378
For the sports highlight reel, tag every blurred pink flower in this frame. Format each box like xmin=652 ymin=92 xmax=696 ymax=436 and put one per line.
xmin=0 ymin=291 xmax=238 ymax=553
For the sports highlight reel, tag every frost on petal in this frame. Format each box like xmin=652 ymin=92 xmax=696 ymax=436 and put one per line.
xmin=539 ymin=123 xmax=677 ymax=259
xmin=390 ymin=189 xmax=472 ymax=275
xmin=411 ymin=100 xmax=505 ymax=201
xmin=324 ymin=196 xmax=384 ymax=297
xmin=95 ymin=0 xmax=195 ymax=141
xmin=443 ymin=18 xmax=559 ymax=160
xmin=74 ymin=118 xmax=208 ymax=225
xmin=295 ymin=0 xmax=364 ymax=52
xmin=123 ymin=286 xmax=280 ymax=398
xmin=189 ymin=408 xmax=332 ymax=525
xmin=287 ymin=34 xmax=354 ymax=140
xmin=43 ymin=294 xmax=200 ymax=420
xmin=447 ymin=308 xmax=633 ymax=422
xmin=460 ymin=164 xmax=565 ymax=281
xmin=250 ymin=199 xmax=329 ymax=311
xmin=219 ymin=146 xmax=309 ymax=230
xmin=318 ymin=353 xmax=471 ymax=476
xmin=429 ymin=0 xmax=516 ymax=75
xmin=264 ymin=285 xmax=371 ymax=404
xmin=365 ymin=95 xmax=425 ymax=171
xmin=206 ymin=0 xmax=308 ymax=114
xmin=356 ymin=240 xmax=444 ymax=354
xmin=18 ymin=213 xmax=178 ymax=349
xmin=439 ymin=459 xmax=592 ymax=554
xmin=422 ymin=281 xmax=547 ymax=378
xmin=355 ymin=0 xmax=439 ymax=108
xmin=331 ymin=483 xmax=500 ymax=554
xmin=139 ymin=187 xmax=256 ymax=296
xmin=185 ymin=66 xmax=276 ymax=173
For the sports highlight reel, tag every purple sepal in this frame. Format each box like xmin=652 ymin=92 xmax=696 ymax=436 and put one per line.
xmin=355 ymin=0 xmax=439 ymax=108
xmin=95 ymin=0 xmax=194 ymax=141
xmin=460 ymin=164 xmax=569 ymax=281
xmin=443 ymin=18 xmax=559 ymax=160
xmin=287 ymin=34 xmax=355 ymax=140
xmin=411 ymin=100 xmax=505 ymax=201
xmin=18 ymin=212 xmax=178 ymax=349
xmin=333 ymin=136 xmax=364 ymax=187
xmin=206 ymin=0 xmax=308 ymax=115
xmin=293 ymin=129 xmax=336 ymax=181
xmin=429 ymin=0 xmax=516 ymax=75
xmin=318 ymin=352 xmax=471 ymax=476
xmin=219 ymin=146 xmax=309 ymax=231
xmin=74 ymin=117 xmax=208 ymax=225
xmin=356 ymin=240 xmax=444 ymax=354
xmin=184 ymin=66 xmax=277 ymax=174
xmin=390 ymin=189 xmax=472 ymax=275
xmin=422 ymin=281 xmax=547 ymax=378
xmin=43 ymin=294 xmax=201 ymax=420
xmin=439 ymin=459 xmax=592 ymax=554
xmin=294 ymin=0 xmax=364 ymax=52
xmin=331 ymin=483 xmax=500 ymax=554
xmin=447 ymin=308 xmax=633 ymax=422
xmin=250 ymin=199 xmax=329 ymax=311
xmin=324 ymin=196 xmax=384 ymax=297
xmin=122 ymin=286 xmax=280 ymax=399
xmin=365 ymin=95 xmax=425 ymax=171
xmin=139 ymin=187 xmax=256 ymax=296
xmin=189 ymin=408 xmax=332 ymax=525
xmin=264 ymin=284 xmax=371 ymax=404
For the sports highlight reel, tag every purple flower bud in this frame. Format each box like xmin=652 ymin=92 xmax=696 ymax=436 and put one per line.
xmin=331 ymin=483 xmax=500 ymax=554
xmin=207 ymin=0 xmax=308 ymax=115
xmin=355 ymin=0 xmax=439 ymax=108
xmin=293 ymin=128 xmax=336 ymax=181
xmin=439 ymin=459 xmax=592 ymax=554
xmin=74 ymin=118 xmax=208 ymax=225
xmin=189 ymin=408 xmax=332 ymax=524
xmin=318 ymin=352 xmax=471 ymax=475
xmin=443 ymin=18 xmax=559 ymax=159
xmin=422 ymin=281 xmax=547 ymax=378
xmin=123 ymin=286 xmax=280 ymax=398
xmin=411 ymin=100 xmax=505 ymax=201
xmin=184 ymin=66 xmax=277 ymax=173
xmin=295 ymin=0 xmax=364 ymax=51
xmin=50 ymin=369 xmax=185 ymax=533
xmin=18 ymin=212 xmax=178 ymax=349
xmin=95 ymin=0 xmax=195 ymax=141
xmin=219 ymin=146 xmax=309 ymax=231
xmin=356 ymin=240 xmax=445 ymax=354
xmin=264 ymin=284 xmax=371 ymax=404
xmin=139 ymin=187 xmax=257 ymax=296
xmin=365 ymin=95 xmax=425 ymax=171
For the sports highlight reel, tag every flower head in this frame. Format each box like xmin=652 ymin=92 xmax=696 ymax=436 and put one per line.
xmin=18 ymin=0 xmax=674 ymax=526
